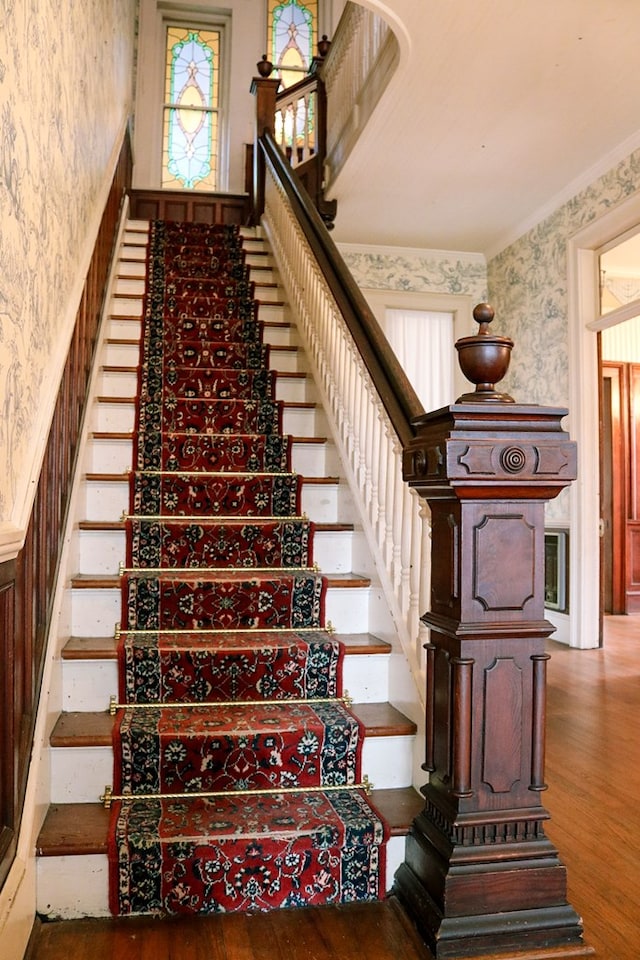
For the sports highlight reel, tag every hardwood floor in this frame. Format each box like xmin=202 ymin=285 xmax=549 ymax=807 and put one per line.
xmin=27 ymin=617 xmax=640 ymax=960
xmin=545 ymin=615 xmax=640 ymax=960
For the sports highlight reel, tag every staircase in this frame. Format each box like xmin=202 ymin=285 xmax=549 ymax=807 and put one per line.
xmin=35 ymin=218 xmax=422 ymax=919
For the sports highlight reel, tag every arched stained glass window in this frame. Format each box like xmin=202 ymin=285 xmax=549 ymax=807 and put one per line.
xmin=162 ymin=27 xmax=220 ymax=191
xmin=268 ymin=0 xmax=318 ymax=88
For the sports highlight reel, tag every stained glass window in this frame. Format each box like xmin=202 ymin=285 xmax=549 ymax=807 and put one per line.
xmin=268 ymin=0 xmax=318 ymax=88
xmin=162 ymin=27 xmax=220 ymax=191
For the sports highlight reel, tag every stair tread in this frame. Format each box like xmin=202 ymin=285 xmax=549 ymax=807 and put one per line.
xmin=95 ymin=397 xmax=316 ymax=410
xmin=50 ymin=702 xmax=415 ymax=747
xmin=70 ymin=571 xmax=369 ymax=588
xmin=83 ymin=472 xmax=340 ymax=483
xmin=96 ymin=395 xmax=136 ymax=404
xmin=36 ymin=786 xmax=423 ymax=856
xmin=77 ymin=520 xmax=352 ymax=532
xmin=61 ymin=632 xmax=391 ymax=660
xmin=90 ymin=431 xmax=326 ymax=442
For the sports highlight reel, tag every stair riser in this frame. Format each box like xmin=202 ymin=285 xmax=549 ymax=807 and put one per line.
xmin=84 ymin=436 xmax=330 ymax=476
xmin=107 ymin=318 xmax=142 ymax=339
xmin=100 ymin=345 xmax=304 ymax=375
xmin=110 ymin=296 xmax=143 ymax=318
xmin=253 ymin=285 xmax=282 ymax=304
xmin=99 ymin=325 xmax=298 ymax=360
xmin=82 ymin=478 xmax=343 ymax=525
xmin=249 ymin=267 xmax=276 ymax=283
xmin=91 ymin=401 xmax=319 ymax=437
xmin=121 ymin=245 xmax=147 ymax=262
xmin=82 ymin=481 xmax=130 ymax=522
xmin=49 ymin=730 xmax=412 ymax=804
xmin=113 ymin=278 xmax=145 ymax=297
xmin=118 ymin=263 xmax=146 ymax=279
xmin=36 ymin=837 xmax=406 ymax=921
xmin=253 ymin=302 xmax=286 ymax=323
xmin=77 ymin=526 xmax=353 ymax=576
xmin=37 ymin=855 xmax=111 ymax=920
xmin=96 ymin=371 xmax=314 ymax=403
xmin=102 ymin=344 xmax=304 ymax=376
xmin=60 ymin=651 xmax=390 ymax=711
xmin=263 ymin=324 xmax=296 ymax=347
xmin=102 ymin=343 xmax=140 ymax=367
xmin=70 ymin=583 xmax=371 ymax=637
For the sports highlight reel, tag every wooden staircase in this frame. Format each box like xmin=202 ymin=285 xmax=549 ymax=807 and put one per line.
xmin=35 ymin=219 xmax=423 ymax=919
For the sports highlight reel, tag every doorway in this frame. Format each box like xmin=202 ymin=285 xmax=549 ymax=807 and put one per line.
xmin=600 ymin=319 xmax=640 ymax=616
xmin=568 ymin=191 xmax=640 ymax=648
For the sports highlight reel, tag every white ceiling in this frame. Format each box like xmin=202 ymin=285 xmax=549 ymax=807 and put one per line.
xmin=328 ymin=0 xmax=640 ymax=259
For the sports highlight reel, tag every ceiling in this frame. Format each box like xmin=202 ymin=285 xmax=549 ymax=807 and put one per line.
xmin=328 ymin=0 xmax=640 ymax=259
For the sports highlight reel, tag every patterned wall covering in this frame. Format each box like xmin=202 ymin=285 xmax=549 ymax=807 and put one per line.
xmin=0 ymin=0 xmax=136 ymax=527
xmin=488 ymin=149 xmax=640 ymax=408
xmin=339 ymin=244 xmax=488 ymax=300
xmin=488 ymin=148 xmax=640 ymax=524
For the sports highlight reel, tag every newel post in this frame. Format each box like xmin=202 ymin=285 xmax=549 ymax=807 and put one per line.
xmin=395 ymin=305 xmax=592 ymax=958
xmin=250 ymin=58 xmax=280 ymax=223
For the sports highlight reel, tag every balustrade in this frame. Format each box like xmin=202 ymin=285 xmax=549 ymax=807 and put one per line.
xmin=259 ymin=132 xmax=430 ymax=694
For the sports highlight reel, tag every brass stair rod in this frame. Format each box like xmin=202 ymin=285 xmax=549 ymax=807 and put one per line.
xmin=101 ymin=777 xmax=373 ymax=808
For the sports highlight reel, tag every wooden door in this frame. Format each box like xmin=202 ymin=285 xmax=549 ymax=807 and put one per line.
xmin=601 ymin=362 xmax=627 ymax=614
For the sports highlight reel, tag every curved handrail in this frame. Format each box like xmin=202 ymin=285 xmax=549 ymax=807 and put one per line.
xmin=260 ymin=129 xmax=424 ymax=447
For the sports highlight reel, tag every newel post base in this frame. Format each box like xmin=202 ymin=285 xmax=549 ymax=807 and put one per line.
xmin=395 ymin=400 xmax=593 ymax=959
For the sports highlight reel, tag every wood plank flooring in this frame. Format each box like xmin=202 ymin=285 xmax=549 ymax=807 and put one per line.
xmin=27 ymin=617 xmax=640 ymax=960
xmin=544 ymin=616 xmax=640 ymax=960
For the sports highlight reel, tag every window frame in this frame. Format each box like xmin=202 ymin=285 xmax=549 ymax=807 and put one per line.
xmin=156 ymin=6 xmax=231 ymax=192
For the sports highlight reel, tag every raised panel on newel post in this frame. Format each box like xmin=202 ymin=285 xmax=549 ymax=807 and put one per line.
xmin=395 ymin=305 xmax=592 ymax=959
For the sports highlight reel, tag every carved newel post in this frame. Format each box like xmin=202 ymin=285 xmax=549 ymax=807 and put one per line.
xmin=396 ymin=305 xmax=591 ymax=958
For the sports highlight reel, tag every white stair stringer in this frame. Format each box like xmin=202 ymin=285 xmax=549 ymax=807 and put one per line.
xmin=38 ymin=220 xmax=420 ymax=920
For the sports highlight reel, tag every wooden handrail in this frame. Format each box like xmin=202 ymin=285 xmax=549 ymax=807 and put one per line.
xmin=259 ymin=130 xmax=424 ymax=447
xmin=275 ymin=72 xmax=318 ymax=106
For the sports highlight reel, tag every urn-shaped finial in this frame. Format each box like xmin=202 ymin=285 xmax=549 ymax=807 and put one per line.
xmin=257 ymin=54 xmax=273 ymax=77
xmin=455 ymin=303 xmax=514 ymax=402
xmin=317 ymin=35 xmax=331 ymax=57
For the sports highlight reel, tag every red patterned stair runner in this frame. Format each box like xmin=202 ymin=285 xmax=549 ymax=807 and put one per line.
xmin=107 ymin=221 xmax=388 ymax=916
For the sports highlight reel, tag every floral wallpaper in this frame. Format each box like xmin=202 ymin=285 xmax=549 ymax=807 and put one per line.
xmin=339 ymin=244 xmax=488 ymax=300
xmin=488 ymin=149 xmax=640 ymax=409
xmin=488 ymin=149 xmax=640 ymax=524
xmin=0 ymin=0 xmax=136 ymax=531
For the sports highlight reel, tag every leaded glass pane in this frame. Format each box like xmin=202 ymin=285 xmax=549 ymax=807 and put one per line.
xmin=268 ymin=0 xmax=317 ymax=88
xmin=162 ymin=27 xmax=220 ymax=191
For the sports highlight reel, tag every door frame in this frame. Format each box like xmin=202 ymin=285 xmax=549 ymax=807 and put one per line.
xmin=567 ymin=191 xmax=640 ymax=647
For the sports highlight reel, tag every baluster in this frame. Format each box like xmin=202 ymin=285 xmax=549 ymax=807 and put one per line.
xmin=368 ymin=402 xmax=381 ymax=524
xmin=350 ymin=358 xmax=363 ymax=479
xmin=399 ymin=478 xmax=413 ymax=613
xmin=375 ymin=419 xmax=388 ymax=551
xmin=362 ymin=388 xmax=374 ymax=511
xmin=391 ymin=445 xmax=406 ymax=591
xmin=408 ymin=489 xmax=422 ymax=660
xmin=384 ymin=430 xmax=396 ymax=569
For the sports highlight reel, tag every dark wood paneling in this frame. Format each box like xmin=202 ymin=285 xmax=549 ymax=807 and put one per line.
xmin=0 ymin=133 xmax=132 ymax=891
xmin=0 ymin=567 xmax=17 ymax=887
xmin=128 ymin=189 xmax=250 ymax=225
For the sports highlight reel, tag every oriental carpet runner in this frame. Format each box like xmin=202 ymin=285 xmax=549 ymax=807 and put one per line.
xmin=107 ymin=220 xmax=388 ymax=916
